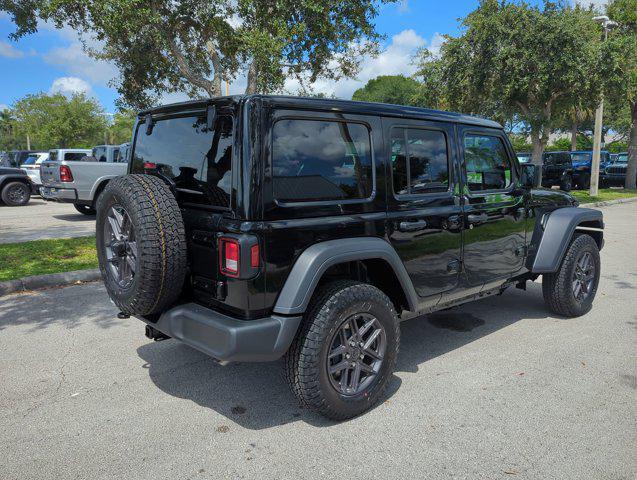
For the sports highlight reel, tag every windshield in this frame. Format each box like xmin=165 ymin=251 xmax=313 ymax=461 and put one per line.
xmin=617 ymin=154 xmax=628 ymax=163
xmin=571 ymin=153 xmax=591 ymax=163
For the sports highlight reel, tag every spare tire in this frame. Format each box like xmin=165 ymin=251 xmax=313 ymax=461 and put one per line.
xmin=96 ymin=174 xmax=187 ymax=316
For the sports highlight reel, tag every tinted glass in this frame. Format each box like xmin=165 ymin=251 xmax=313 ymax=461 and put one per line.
xmin=272 ymin=119 xmax=373 ymax=202
xmin=117 ymin=145 xmax=129 ymax=163
xmin=131 ymin=114 xmax=233 ymax=208
xmin=571 ymin=153 xmax=591 ymax=163
xmin=92 ymin=147 xmax=108 ymax=162
xmin=64 ymin=152 xmax=89 ymax=161
xmin=23 ymin=155 xmax=38 ymax=165
xmin=112 ymin=148 xmax=119 ymax=162
xmin=49 ymin=151 xmax=58 ymax=162
xmin=391 ymin=128 xmax=449 ymax=195
xmin=618 ymin=154 xmax=628 ymax=163
xmin=517 ymin=154 xmax=531 ymax=164
xmin=464 ymin=134 xmax=512 ymax=191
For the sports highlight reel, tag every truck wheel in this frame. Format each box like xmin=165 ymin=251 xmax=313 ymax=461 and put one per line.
xmin=96 ymin=174 xmax=187 ymax=316
xmin=284 ymin=281 xmax=400 ymax=420
xmin=560 ymin=175 xmax=573 ymax=192
xmin=74 ymin=204 xmax=96 ymax=215
xmin=542 ymin=234 xmax=600 ymax=318
xmin=1 ymin=181 xmax=31 ymax=206
xmin=578 ymin=173 xmax=591 ymax=190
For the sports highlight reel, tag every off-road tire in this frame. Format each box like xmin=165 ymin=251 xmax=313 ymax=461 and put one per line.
xmin=74 ymin=204 xmax=96 ymax=215
xmin=1 ymin=181 xmax=31 ymax=206
xmin=577 ymin=173 xmax=591 ymax=190
xmin=284 ymin=281 xmax=400 ymax=420
xmin=560 ymin=174 xmax=573 ymax=192
xmin=96 ymin=174 xmax=187 ymax=316
xmin=542 ymin=234 xmax=600 ymax=318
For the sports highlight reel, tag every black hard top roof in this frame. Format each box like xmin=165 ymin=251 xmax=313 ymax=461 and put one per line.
xmin=139 ymin=94 xmax=502 ymax=129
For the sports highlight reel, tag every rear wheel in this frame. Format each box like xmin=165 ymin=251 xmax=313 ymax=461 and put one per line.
xmin=542 ymin=234 xmax=600 ymax=317
xmin=560 ymin=174 xmax=573 ymax=192
xmin=284 ymin=281 xmax=400 ymax=420
xmin=1 ymin=181 xmax=31 ymax=206
xmin=578 ymin=173 xmax=591 ymax=190
xmin=74 ymin=204 xmax=96 ymax=215
xmin=96 ymin=174 xmax=187 ymax=316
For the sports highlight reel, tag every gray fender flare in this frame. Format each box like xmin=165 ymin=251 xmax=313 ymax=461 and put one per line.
xmin=272 ymin=237 xmax=419 ymax=315
xmin=0 ymin=174 xmax=31 ymax=189
xmin=532 ymin=207 xmax=603 ymax=273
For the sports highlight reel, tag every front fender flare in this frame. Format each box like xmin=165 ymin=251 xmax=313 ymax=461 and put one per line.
xmin=531 ymin=207 xmax=603 ymax=273
xmin=273 ymin=237 xmax=419 ymax=315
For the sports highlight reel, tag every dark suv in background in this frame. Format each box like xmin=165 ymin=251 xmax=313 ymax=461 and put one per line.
xmin=95 ymin=96 xmax=603 ymax=420
xmin=570 ymin=150 xmax=611 ymax=189
xmin=541 ymin=151 xmax=573 ymax=191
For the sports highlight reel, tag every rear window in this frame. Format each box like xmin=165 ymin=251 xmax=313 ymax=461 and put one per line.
xmin=92 ymin=147 xmax=108 ymax=162
xmin=23 ymin=155 xmax=39 ymax=165
xmin=271 ymin=119 xmax=373 ymax=202
xmin=64 ymin=152 xmax=89 ymax=161
xmin=49 ymin=151 xmax=58 ymax=162
xmin=131 ymin=114 xmax=233 ymax=208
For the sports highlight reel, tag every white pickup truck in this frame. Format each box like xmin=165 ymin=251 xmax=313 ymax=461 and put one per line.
xmin=40 ymin=143 xmax=130 ymax=215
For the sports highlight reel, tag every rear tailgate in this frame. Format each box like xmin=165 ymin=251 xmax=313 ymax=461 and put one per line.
xmin=40 ymin=160 xmax=61 ymax=185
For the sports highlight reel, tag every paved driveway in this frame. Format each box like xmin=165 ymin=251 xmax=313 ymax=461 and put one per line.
xmin=0 ymin=203 xmax=635 ymax=479
xmin=0 ymin=198 xmax=95 ymax=244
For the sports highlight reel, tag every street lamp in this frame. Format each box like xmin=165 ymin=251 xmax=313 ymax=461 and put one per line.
xmin=590 ymin=15 xmax=618 ymax=197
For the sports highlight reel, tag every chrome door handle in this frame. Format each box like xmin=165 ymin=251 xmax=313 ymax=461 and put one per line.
xmin=399 ymin=220 xmax=428 ymax=232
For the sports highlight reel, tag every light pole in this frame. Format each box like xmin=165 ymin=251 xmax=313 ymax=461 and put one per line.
xmin=590 ymin=15 xmax=617 ymax=197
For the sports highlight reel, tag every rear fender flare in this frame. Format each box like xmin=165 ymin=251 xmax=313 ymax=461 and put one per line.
xmin=272 ymin=237 xmax=418 ymax=315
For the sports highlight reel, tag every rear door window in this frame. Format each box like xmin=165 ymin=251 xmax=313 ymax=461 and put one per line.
xmin=64 ymin=152 xmax=89 ymax=161
xmin=131 ymin=113 xmax=233 ymax=208
xmin=271 ymin=119 xmax=373 ymax=202
xmin=390 ymin=128 xmax=449 ymax=195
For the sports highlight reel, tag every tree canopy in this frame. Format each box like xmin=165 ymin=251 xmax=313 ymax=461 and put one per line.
xmin=1 ymin=0 xmax=396 ymax=109
xmin=352 ymin=75 xmax=420 ymax=106
xmin=9 ymin=92 xmax=108 ymax=150
xmin=414 ymin=0 xmax=603 ymax=164
xmin=603 ymin=0 xmax=637 ymax=188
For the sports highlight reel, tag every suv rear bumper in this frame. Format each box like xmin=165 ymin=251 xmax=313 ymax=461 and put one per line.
xmin=40 ymin=185 xmax=77 ymax=202
xmin=139 ymin=303 xmax=302 ymax=363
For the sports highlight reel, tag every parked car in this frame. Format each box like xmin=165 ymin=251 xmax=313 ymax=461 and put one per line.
xmin=0 ymin=166 xmax=33 ymax=206
xmin=600 ymin=152 xmax=633 ymax=187
xmin=4 ymin=150 xmax=38 ymax=168
xmin=541 ymin=151 xmax=573 ymax=191
xmin=570 ymin=150 xmax=611 ymax=189
xmin=20 ymin=151 xmax=49 ymax=190
xmin=94 ymin=96 xmax=604 ymax=420
xmin=40 ymin=146 xmax=127 ymax=215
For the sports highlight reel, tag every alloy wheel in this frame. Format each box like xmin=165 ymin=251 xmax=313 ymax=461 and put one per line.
xmin=572 ymin=251 xmax=595 ymax=301
xmin=103 ymin=205 xmax=137 ymax=289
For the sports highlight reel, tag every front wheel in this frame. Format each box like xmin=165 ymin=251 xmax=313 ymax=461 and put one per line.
xmin=284 ymin=281 xmax=400 ymax=420
xmin=1 ymin=181 xmax=31 ymax=206
xmin=560 ymin=175 xmax=573 ymax=192
xmin=542 ymin=234 xmax=600 ymax=317
xmin=577 ymin=173 xmax=591 ymax=190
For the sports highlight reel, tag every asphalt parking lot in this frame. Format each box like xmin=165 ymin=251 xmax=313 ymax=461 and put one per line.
xmin=0 ymin=198 xmax=95 ymax=244
xmin=1 ymin=203 xmax=636 ymax=480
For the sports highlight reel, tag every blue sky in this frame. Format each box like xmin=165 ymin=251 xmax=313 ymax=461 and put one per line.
xmin=0 ymin=0 xmax=603 ymax=113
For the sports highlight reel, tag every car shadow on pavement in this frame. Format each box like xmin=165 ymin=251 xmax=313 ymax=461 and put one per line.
xmin=136 ymin=282 xmax=553 ymax=430
xmin=52 ymin=214 xmax=96 ymax=222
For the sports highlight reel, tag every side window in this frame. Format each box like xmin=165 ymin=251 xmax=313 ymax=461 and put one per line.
xmin=111 ymin=149 xmax=119 ymax=162
xmin=93 ymin=147 xmax=107 ymax=162
xmin=390 ymin=128 xmax=449 ymax=195
xmin=464 ymin=134 xmax=512 ymax=192
xmin=272 ymin=119 xmax=373 ymax=202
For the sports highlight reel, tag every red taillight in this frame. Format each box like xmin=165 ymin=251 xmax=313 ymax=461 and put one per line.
xmin=219 ymin=238 xmax=240 ymax=277
xmin=143 ymin=162 xmax=157 ymax=170
xmin=59 ymin=165 xmax=73 ymax=182
xmin=250 ymin=244 xmax=260 ymax=268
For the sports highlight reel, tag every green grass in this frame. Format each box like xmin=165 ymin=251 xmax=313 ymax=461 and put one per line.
xmin=570 ymin=188 xmax=637 ymax=204
xmin=0 ymin=236 xmax=98 ymax=282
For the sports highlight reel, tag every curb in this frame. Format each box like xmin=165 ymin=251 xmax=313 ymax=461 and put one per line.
xmin=584 ymin=196 xmax=637 ymax=208
xmin=0 ymin=269 xmax=101 ymax=297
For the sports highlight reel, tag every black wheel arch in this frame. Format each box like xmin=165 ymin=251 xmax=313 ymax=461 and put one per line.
xmin=272 ymin=237 xmax=419 ymax=316
xmin=528 ymin=207 xmax=603 ymax=274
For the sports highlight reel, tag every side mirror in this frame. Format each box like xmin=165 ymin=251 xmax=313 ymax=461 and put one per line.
xmin=521 ymin=163 xmax=541 ymax=188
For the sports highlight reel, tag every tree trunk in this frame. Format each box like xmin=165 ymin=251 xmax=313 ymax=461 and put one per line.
xmin=530 ymin=127 xmax=549 ymax=184
xmin=625 ymin=101 xmax=637 ymax=190
xmin=571 ymin=122 xmax=578 ymax=151
xmin=245 ymin=61 xmax=258 ymax=94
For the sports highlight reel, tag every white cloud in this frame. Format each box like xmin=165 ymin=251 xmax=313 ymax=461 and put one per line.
xmin=0 ymin=40 xmax=25 ymax=59
xmin=49 ymin=76 xmax=93 ymax=96
xmin=43 ymin=42 xmax=118 ymax=86
xmin=398 ymin=0 xmax=410 ymax=14
xmin=280 ymin=29 xmax=431 ymax=99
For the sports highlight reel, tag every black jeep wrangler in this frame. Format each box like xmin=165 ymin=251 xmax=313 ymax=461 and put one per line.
xmin=96 ymin=96 xmax=603 ymax=420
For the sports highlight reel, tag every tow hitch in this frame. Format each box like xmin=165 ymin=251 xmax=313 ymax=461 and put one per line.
xmin=145 ymin=325 xmax=171 ymax=342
